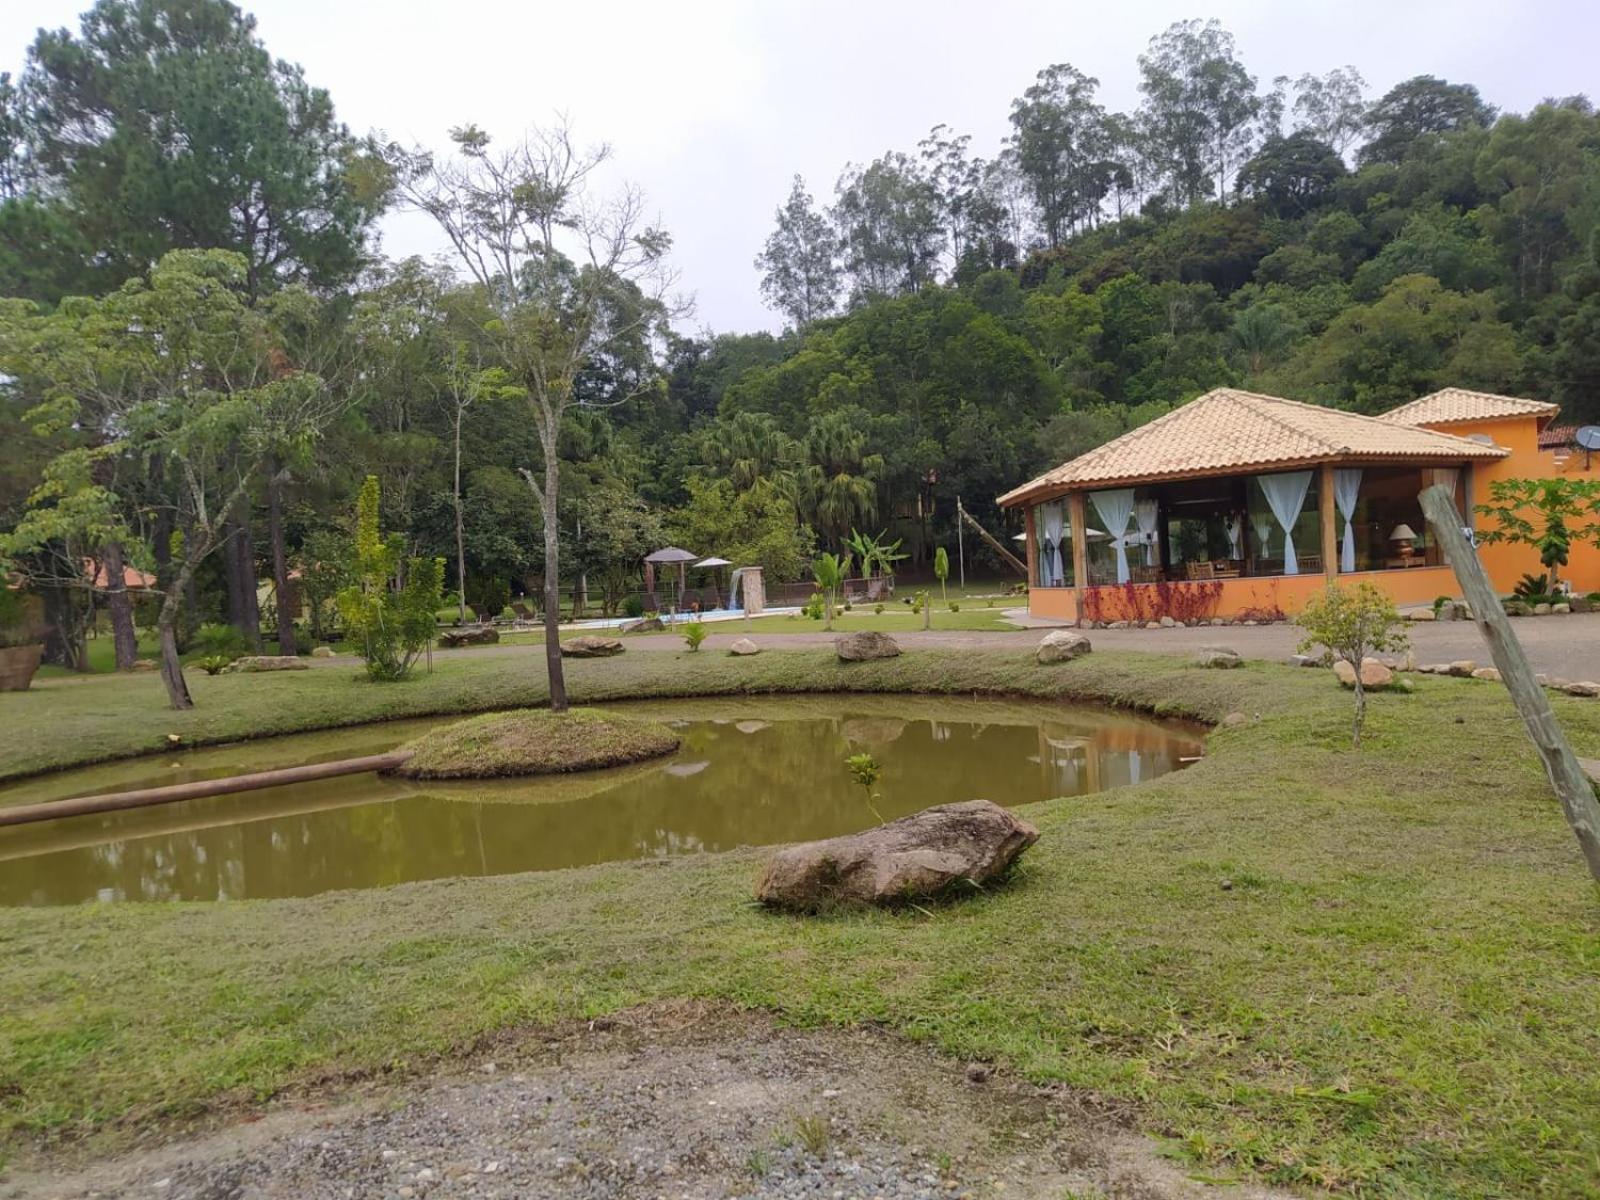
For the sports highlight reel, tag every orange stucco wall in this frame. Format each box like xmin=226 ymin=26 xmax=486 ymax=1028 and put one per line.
xmin=1031 ymin=566 xmax=1458 ymax=624
xmin=1437 ymin=416 xmax=1600 ymax=594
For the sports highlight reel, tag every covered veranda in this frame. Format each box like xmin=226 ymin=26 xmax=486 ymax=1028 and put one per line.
xmin=998 ymin=389 xmax=1509 ymax=624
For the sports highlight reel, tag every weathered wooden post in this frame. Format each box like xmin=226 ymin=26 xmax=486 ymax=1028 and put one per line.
xmin=1419 ymin=484 xmax=1600 ymax=883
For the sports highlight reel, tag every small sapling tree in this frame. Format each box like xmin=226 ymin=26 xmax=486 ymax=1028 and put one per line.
xmin=1476 ymin=478 xmax=1600 ymax=592
xmin=682 ymin=620 xmax=706 ymax=652
xmin=1296 ymin=582 xmax=1409 ymax=748
xmin=934 ymin=545 xmax=949 ymax=606
xmin=337 ymin=477 xmax=445 ymax=681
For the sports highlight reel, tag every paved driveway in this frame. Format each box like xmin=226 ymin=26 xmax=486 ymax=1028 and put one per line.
xmin=373 ymin=612 xmax=1600 ymax=683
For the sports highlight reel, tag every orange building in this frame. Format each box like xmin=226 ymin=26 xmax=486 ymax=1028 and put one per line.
xmin=997 ymin=387 xmax=1598 ymax=626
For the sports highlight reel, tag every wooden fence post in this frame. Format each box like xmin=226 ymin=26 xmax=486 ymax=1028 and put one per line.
xmin=1419 ymin=484 xmax=1600 ymax=884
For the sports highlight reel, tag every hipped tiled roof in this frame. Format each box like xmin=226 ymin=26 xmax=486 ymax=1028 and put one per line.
xmin=998 ymin=388 xmax=1507 ymax=507
xmin=1381 ymin=388 xmax=1558 ymax=427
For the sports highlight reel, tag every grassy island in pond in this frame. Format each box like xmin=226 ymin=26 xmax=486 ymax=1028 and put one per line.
xmin=393 ymin=708 xmax=681 ymax=778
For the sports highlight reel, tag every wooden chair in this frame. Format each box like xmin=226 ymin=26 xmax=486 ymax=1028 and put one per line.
xmin=1298 ymin=555 xmax=1323 ymax=574
xmin=1131 ymin=565 xmax=1164 ymax=584
xmin=1186 ymin=561 xmax=1216 ymax=580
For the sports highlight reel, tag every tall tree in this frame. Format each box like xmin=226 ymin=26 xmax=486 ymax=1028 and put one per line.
xmin=833 ymin=153 xmax=944 ymax=302
xmin=1137 ymin=18 xmax=1261 ymax=205
xmin=1359 ymin=75 xmax=1496 ymax=166
xmin=9 ymin=0 xmax=386 ymax=300
xmin=754 ymin=175 xmax=840 ymax=329
xmin=1287 ymin=67 xmax=1368 ymax=156
xmin=388 ymin=120 xmax=680 ymax=713
xmin=1007 ymin=64 xmax=1116 ymax=246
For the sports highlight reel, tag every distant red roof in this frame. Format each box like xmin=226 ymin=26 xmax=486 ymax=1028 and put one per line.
xmin=87 ymin=559 xmax=158 ymax=590
xmin=1539 ymin=424 xmax=1577 ymax=450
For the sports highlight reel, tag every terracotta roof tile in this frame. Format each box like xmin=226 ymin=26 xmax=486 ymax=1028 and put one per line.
xmin=998 ymin=388 xmax=1506 ymax=507
xmin=1381 ymin=388 xmax=1558 ymax=427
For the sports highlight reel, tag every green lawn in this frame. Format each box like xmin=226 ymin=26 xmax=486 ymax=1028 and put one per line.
xmin=2 ymin=650 xmax=1599 ymax=1196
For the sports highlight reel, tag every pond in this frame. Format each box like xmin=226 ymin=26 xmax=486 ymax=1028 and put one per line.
xmin=0 ymin=696 xmax=1204 ymax=906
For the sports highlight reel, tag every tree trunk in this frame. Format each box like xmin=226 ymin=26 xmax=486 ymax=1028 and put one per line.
xmin=454 ymin=406 xmax=469 ymax=624
xmin=225 ymin=519 xmax=262 ymax=651
xmin=102 ymin=541 xmax=139 ymax=670
xmin=266 ymin=463 xmax=297 ymax=657
xmin=42 ymin=583 xmax=88 ymax=671
xmin=156 ymin=586 xmax=193 ymax=711
xmin=541 ymin=451 xmax=568 ymax=712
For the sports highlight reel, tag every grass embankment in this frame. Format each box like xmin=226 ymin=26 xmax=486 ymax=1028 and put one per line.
xmin=394 ymin=707 xmax=680 ymax=778
xmin=2 ymin=650 xmax=1600 ymax=1196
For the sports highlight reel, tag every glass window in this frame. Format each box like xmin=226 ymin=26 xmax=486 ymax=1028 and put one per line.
xmin=1346 ymin=466 xmax=1440 ymax=570
xmin=1248 ymin=472 xmax=1321 ymax=576
xmin=1031 ymin=500 xmax=1072 ymax=587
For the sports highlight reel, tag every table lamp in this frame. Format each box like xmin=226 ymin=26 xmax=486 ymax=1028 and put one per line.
xmin=1389 ymin=523 xmax=1418 ymax=562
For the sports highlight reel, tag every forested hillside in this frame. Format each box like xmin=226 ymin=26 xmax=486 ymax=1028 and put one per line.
xmin=2 ymin=2 xmax=1598 ymax=665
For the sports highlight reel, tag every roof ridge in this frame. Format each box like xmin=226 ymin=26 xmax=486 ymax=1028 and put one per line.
xmin=1228 ymin=390 xmax=1346 ymax=457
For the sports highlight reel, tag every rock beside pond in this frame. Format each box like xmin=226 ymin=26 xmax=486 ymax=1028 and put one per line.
xmin=757 ymin=800 xmax=1038 ymax=911
xmin=835 ymin=631 xmax=900 ymax=662
xmin=1036 ymin=630 xmax=1091 ymax=664
xmin=1333 ymin=658 xmax=1393 ymax=689
xmin=227 ymin=655 xmax=308 ymax=673
xmin=1447 ymin=660 xmax=1478 ymax=677
xmin=622 ymin=616 xmax=665 ymax=633
xmin=310 ymin=645 xmax=336 ymax=658
xmin=561 ymin=635 xmax=624 ymax=658
xmin=1195 ymin=645 xmax=1241 ymax=669
xmin=1563 ymin=681 xmax=1600 ymax=698
xmin=728 ymin=637 xmax=760 ymax=656
xmin=438 ymin=625 xmax=499 ymax=648
xmin=1472 ymin=666 xmax=1503 ymax=682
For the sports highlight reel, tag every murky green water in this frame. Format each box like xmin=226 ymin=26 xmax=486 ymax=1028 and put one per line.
xmin=0 ymin=697 xmax=1203 ymax=906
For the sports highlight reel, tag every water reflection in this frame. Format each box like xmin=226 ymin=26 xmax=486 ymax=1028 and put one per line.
xmin=0 ymin=697 xmax=1203 ymax=906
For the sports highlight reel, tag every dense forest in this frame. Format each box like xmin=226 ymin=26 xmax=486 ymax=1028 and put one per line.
xmin=2 ymin=1 xmax=1598 ymax=673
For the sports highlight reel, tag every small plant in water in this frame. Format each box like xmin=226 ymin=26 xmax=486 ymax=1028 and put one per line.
xmin=682 ymin=620 xmax=706 ymax=652
xmin=196 ymin=655 xmax=233 ymax=676
xmin=845 ymin=752 xmax=886 ymax=825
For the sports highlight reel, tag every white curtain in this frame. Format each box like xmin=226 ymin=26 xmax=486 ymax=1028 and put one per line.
xmin=1334 ymin=468 xmax=1362 ymax=574
xmin=1041 ymin=502 xmax=1065 ymax=586
xmin=1134 ymin=498 xmax=1160 ymax=566
xmin=1257 ymin=471 xmax=1314 ymax=575
xmin=1250 ymin=512 xmax=1273 ymax=563
xmin=1225 ymin=515 xmax=1242 ymax=559
xmin=1091 ymin=488 xmax=1137 ymax=584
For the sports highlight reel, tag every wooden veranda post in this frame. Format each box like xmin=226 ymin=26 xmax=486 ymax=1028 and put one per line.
xmin=1068 ymin=492 xmax=1088 ymax=628
xmin=1419 ymin=484 xmax=1600 ymax=884
xmin=1319 ymin=463 xmax=1339 ymax=584
xmin=1023 ymin=505 xmax=1037 ymax=590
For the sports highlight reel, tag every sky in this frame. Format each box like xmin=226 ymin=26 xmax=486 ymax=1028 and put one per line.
xmin=4 ymin=0 xmax=1599 ymax=334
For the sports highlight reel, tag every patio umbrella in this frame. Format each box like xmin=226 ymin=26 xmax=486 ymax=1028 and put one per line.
xmin=695 ymin=556 xmax=733 ymax=608
xmin=644 ymin=546 xmax=698 ymax=609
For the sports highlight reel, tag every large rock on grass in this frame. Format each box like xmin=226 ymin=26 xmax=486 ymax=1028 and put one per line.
xmin=1195 ymin=645 xmax=1242 ymax=669
xmin=728 ymin=637 xmax=761 ymax=656
xmin=836 ymin=631 xmax=900 ymax=662
xmin=227 ymin=655 xmax=308 ymax=673
xmin=1036 ymin=630 xmax=1091 ymax=664
xmin=621 ymin=616 xmax=665 ymax=633
xmin=1332 ymin=658 xmax=1393 ymax=689
xmin=561 ymin=635 xmax=624 ymax=658
xmin=757 ymin=800 xmax=1038 ymax=911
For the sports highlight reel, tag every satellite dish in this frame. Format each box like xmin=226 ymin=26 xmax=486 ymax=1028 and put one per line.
xmin=1575 ymin=426 xmax=1600 ymax=451
xmin=1466 ymin=433 xmax=1495 ymax=446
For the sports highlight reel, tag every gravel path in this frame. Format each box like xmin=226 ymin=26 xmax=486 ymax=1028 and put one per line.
xmin=7 ymin=1003 xmax=1292 ymax=1200
xmin=320 ymin=612 xmax=1600 ymax=682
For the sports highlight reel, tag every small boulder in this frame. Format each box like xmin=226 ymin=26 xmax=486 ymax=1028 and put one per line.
xmin=1401 ymin=606 xmax=1436 ymax=621
xmin=1553 ymin=603 xmax=1571 ymax=615
xmin=1333 ymin=658 xmax=1393 ymax=689
xmin=438 ymin=625 xmax=500 ymax=648
xmin=1503 ymin=600 xmax=1531 ymax=617
xmin=129 ymin=658 xmax=159 ymax=672
xmin=228 ymin=655 xmax=309 ymax=673
xmin=1158 ymin=615 xmax=1177 ymax=628
xmin=621 ymin=616 xmax=665 ymax=634
xmin=1195 ymin=646 xmax=1242 ymax=669
xmin=1220 ymin=711 xmax=1250 ymax=728
xmin=1570 ymin=596 xmax=1592 ymax=614
xmin=1564 ymin=681 xmax=1600 ymax=698
xmin=1036 ymin=630 xmax=1092 ymax=664
xmin=1471 ymin=667 xmax=1502 ymax=683
xmin=1534 ymin=602 xmax=1553 ymax=616
xmin=310 ymin=645 xmax=336 ymax=658
xmin=836 ymin=631 xmax=901 ymax=662
xmin=1144 ymin=620 xmax=1162 ymax=630
xmin=728 ymin=637 xmax=761 ymax=656
xmin=1447 ymin=660 xmax=1478 ymax=677
xmin=560 ymin=635 xmax=624 ymax=658
xmin=1107 ymin=620 xmax=1129 ymax=630
xmin=756 ymin=800 xmax=1038 ymax=910
xmin=1288 ymin=653 xmax=1323 ymax=668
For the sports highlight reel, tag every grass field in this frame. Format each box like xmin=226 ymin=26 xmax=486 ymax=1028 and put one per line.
xmin=2 ymin=649 xmax=1600 ymax=1196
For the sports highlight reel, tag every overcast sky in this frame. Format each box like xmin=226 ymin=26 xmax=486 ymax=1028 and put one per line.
xmin=5 ymin=1 xmax=1598 ymax=333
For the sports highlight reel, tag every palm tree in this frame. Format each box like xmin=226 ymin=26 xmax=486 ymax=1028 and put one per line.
xmin=703 ymin=411 xmax=799 ymax=493
xmin=806 ymin=410 xmax=882 ymax=546
xmin=813 ymin=552 xmax=845 ymax=630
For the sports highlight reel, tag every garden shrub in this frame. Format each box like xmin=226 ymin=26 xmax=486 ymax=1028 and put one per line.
xmin=337 ymin=476 xmax=446 ymax=682
xmin=191 ymin=622 xmax=248 ymax=659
